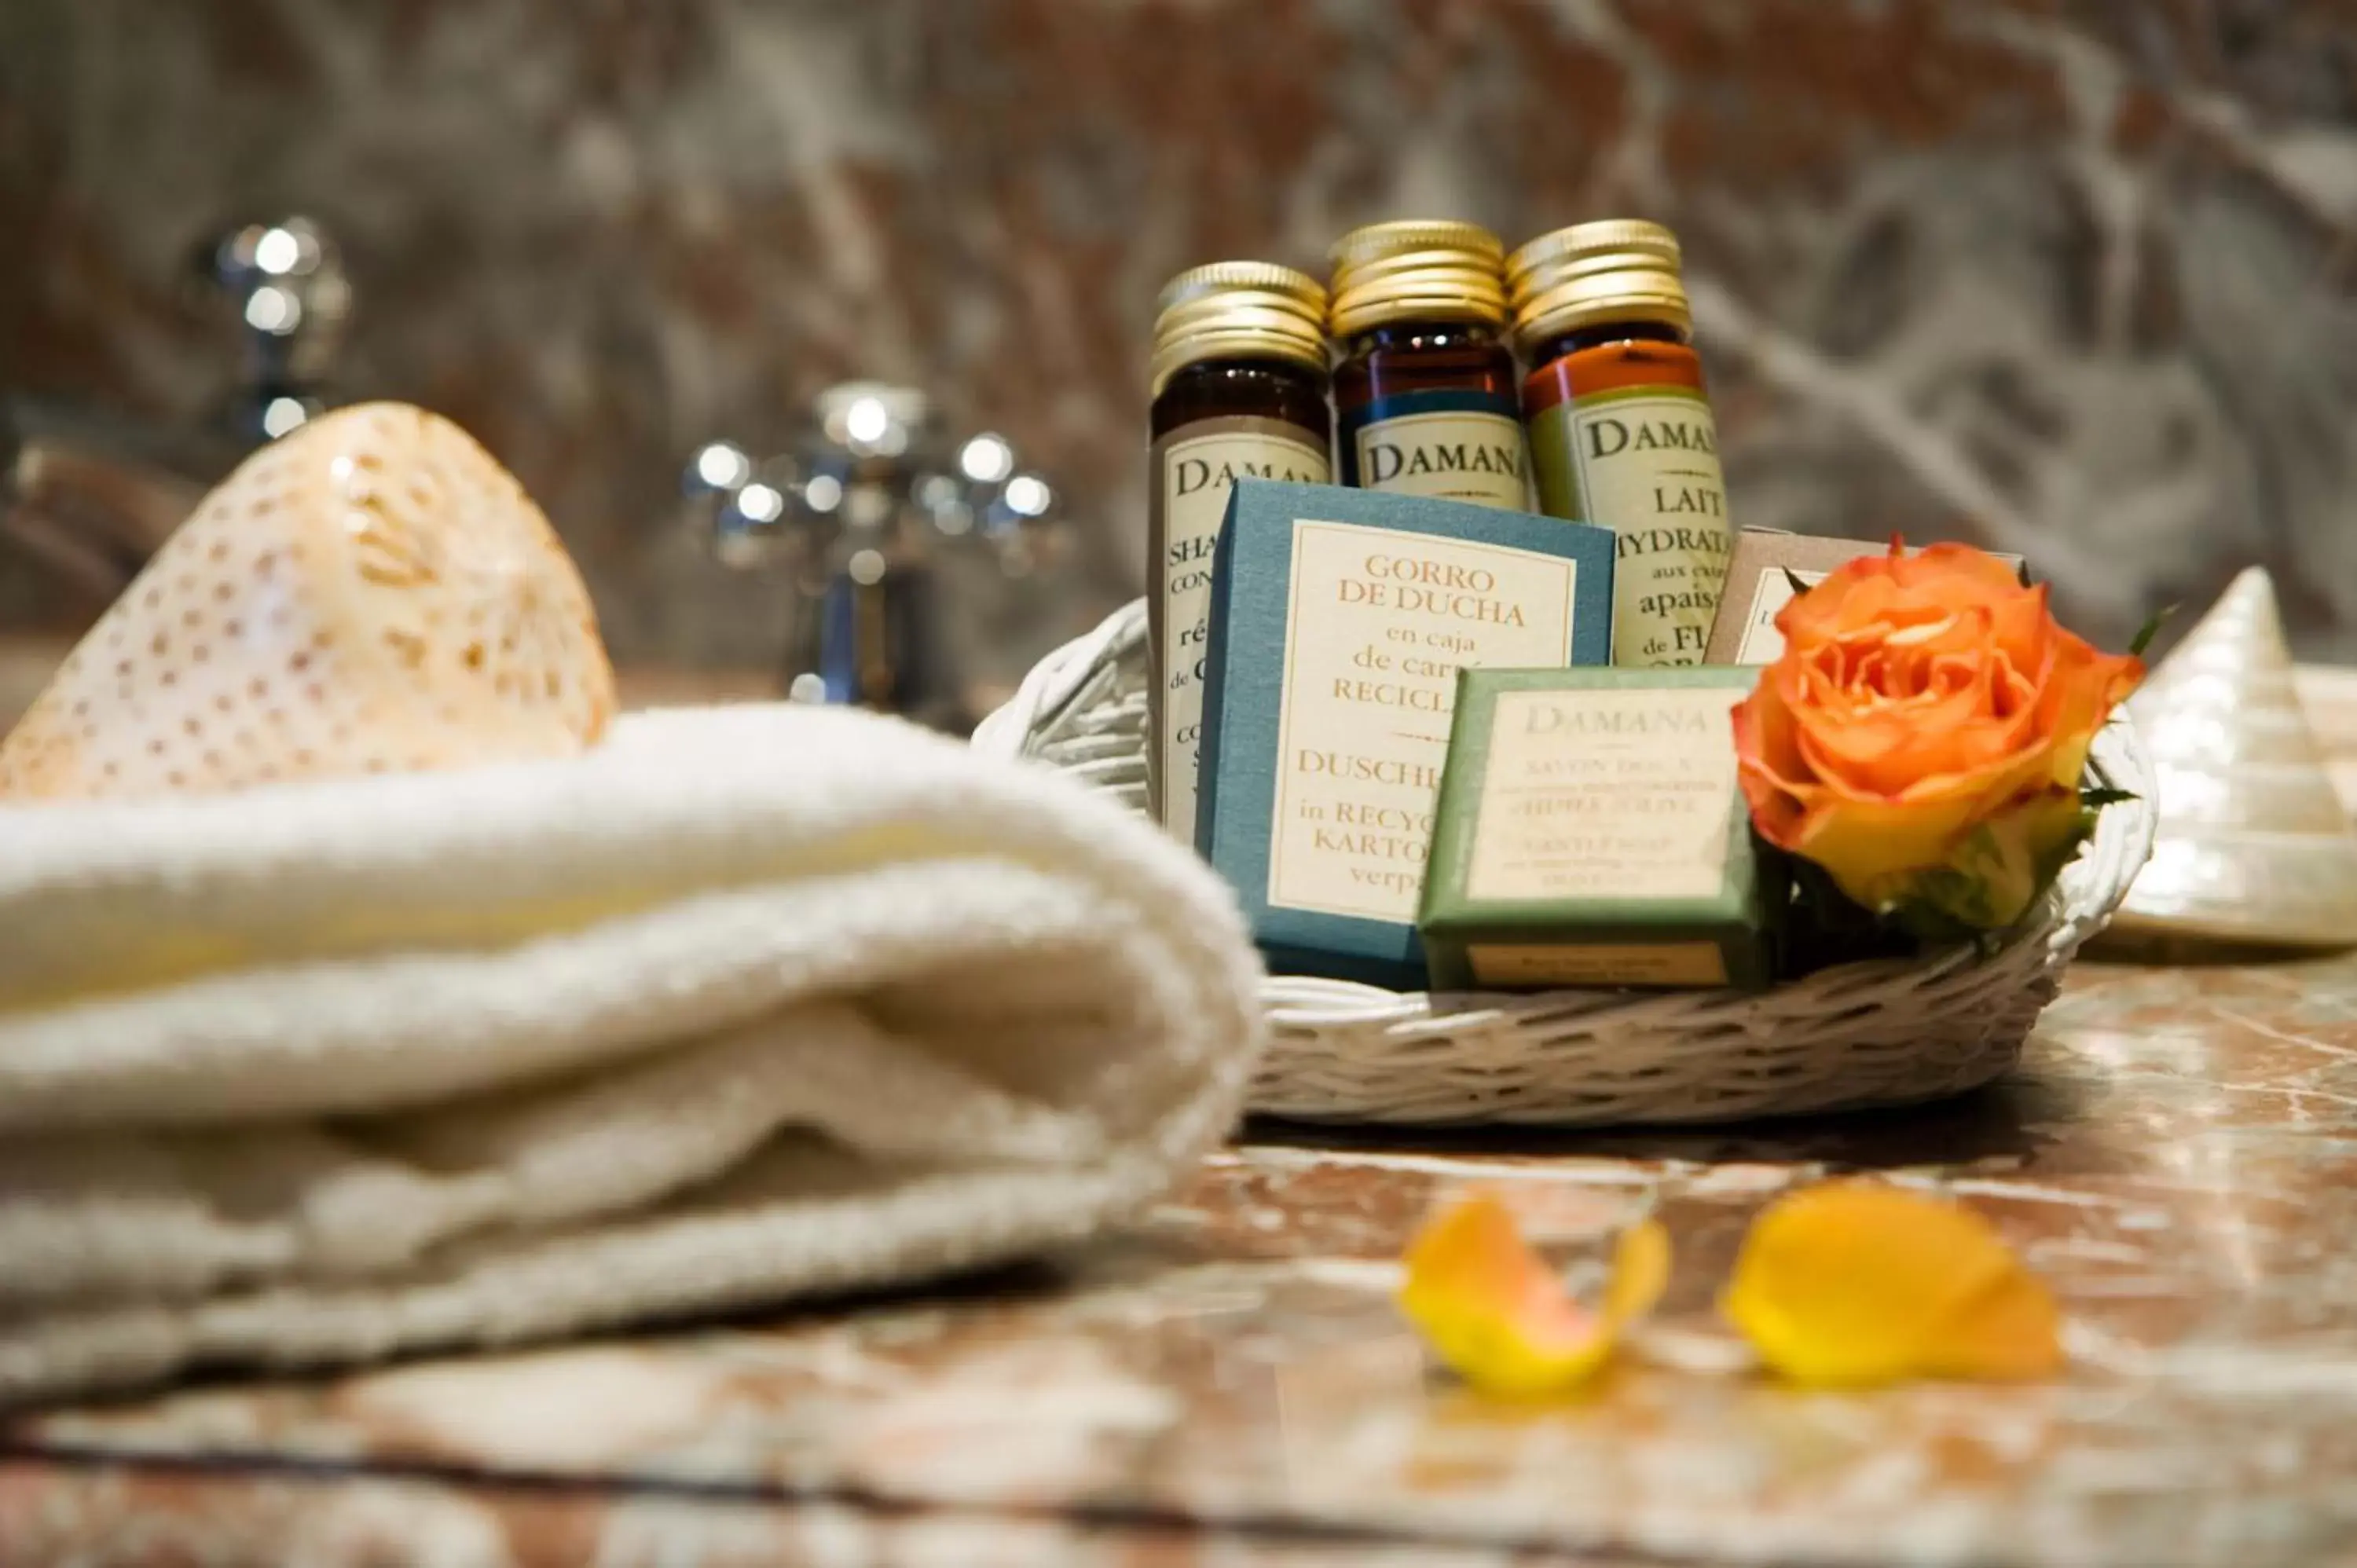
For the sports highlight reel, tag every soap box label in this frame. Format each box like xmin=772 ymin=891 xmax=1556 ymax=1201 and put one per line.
xmin=1465 ymin=686 xmax=1743 ymax=904
xmin=1467 ymin=940 xmax=1729 ymax=988
xmin=1417 ymin=665 xmax=1774 ymax=993
xmin=1701 ymin=532 xmax=2029 ymax=665
xmin=1528 ymin=387 xmax=1731 ymax=666
xmin=1730 ymin=566 xmax=1822 ymax=664
xmin=1148 ymin=420 xmax=1331 ymax=839
xmin=1270 ymin=519 xmax=1578 ymax=924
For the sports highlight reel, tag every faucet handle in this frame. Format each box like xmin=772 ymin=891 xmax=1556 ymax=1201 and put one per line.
xmin=198 ymin=217 xmax=353 ymax=441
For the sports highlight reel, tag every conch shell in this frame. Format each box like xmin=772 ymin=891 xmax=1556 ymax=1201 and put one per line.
xmin=2105 ymin=567 xmax=2357 ymax=953
xmin=0 ymin=403 xmax=614 ymax=800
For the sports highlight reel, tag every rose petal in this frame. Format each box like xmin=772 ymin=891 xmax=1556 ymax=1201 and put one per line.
xmin=1890 ymin=541 xmax=2028 ymax=597
xmin=1922 ymin=1266 xmax=2066 ymax=1382
xmin=1733 ymin=675 xmax=1813 ymax=848
xmin=1721 ymin=1183 xmax=2062 ymax=1387
xmin=1777 ymin=789 xmax=1990 ymax=908
xmin=1398 ymin=1196 xmax=1666 ymax=1398
xmin=1791 ymin=610 xmax=2045 ymax=797
xmin=2036 ymin=633 xmax=2144 ymax=786
xmin=1607 ymin=1216 xmax=1672 ymax=1324
xmin=1908 ymin=786 xmax=2091 ymax=928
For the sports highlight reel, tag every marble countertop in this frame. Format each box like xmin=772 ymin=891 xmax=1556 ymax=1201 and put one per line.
xmin=7 ymin=952 xmax=2357 ymax=1566
xmin=3 ymin=656 xmax=2355 ymax=1565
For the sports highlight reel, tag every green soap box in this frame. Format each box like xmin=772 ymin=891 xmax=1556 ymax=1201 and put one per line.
xmin=1196 ymin=479 xmax=1616 ymax=989
xmin=1418 ymin=665 xmax=1779 ymax=992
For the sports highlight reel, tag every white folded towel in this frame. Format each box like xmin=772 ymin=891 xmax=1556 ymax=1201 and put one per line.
xmin=0 ymin=704 xmax=1265 ymax=1405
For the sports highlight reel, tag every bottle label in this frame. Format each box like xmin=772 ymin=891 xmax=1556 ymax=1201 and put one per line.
xmin=1528 ymin=387 xmax=1732 ymax=666
xmin=1340 ymin=390 xmax=1527 ymax=511
xmin=1149 ymin=419 xmax=1331 ymax=841
xmin=1266 ymin=518 xmax=1579 ymax=924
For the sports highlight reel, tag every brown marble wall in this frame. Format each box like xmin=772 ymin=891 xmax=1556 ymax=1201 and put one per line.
xmin=4 ymin=0 xmax=2355 ymax=672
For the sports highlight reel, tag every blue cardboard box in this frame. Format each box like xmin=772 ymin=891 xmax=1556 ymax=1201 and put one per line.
xmin=1195 ymin=479 xmax=1616 ymax=988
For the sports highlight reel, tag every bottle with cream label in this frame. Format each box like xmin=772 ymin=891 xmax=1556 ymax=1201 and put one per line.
xmin=1328 ymin=221 xmax=1527 ymax=511
xmin=1508 ymin=220 xmax=1732 ymax=667
xmin=1147 ymin=261 xmax=1333 ymax=842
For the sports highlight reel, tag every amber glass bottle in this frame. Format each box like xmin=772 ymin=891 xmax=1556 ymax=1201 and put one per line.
xmin=1327 ymin=221 xmax=1526 ymax=510
xmin=1509 ymin=219 xmax=1732 ymax=667
xmin=1147 ymin=262 xmax=1332 ymax=841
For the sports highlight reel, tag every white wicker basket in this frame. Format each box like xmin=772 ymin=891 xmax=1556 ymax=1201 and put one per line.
xmin=975 ymin=599 xmax=2156 ymax=1126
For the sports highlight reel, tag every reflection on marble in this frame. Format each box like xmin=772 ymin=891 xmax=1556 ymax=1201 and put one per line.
xmin=2 ymin=1 xmax=2355 ymax=669
xmin=11 ymin=956 xmax=2357 ymax=1566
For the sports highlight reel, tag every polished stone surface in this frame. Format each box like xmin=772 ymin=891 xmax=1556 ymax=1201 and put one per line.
xmin=9 ymin=954 xmax=2357 ymax=1566
xmin=5 ymin=1 xmax=2355 ymax=672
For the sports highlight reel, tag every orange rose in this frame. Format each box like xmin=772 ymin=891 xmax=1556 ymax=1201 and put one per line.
xmin=1732 ymin=543 xmax=2143 ymax=930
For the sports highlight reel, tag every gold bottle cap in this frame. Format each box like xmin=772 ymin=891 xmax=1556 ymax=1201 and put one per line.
xmin=1507 ymin=218 xmax=1692 ymax=351
xmin=1149 ymin=261 xmax=1330 ymax=397
xmin=1325 ymin=219 xmax=1510 ymax=340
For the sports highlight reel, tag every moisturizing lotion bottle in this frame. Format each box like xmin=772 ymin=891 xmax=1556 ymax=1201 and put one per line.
xmin=1509 ymin=220 xmax=1732 ymax=666
xmin=1147 ymin=261 xmax=1333 ymax=841
xmin=1327 ymin=221 xmax=1527 ymax=511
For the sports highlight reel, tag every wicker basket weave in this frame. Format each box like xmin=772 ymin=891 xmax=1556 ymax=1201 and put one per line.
xmin=974 ymin=599 xmax=2156 ymax=1126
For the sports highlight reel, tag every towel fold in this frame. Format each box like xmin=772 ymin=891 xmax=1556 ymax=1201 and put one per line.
xmin=0 ymin=704 xmax=1265 ymax=1405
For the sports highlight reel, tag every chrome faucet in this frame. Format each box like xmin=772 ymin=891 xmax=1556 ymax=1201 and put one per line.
xmin=685 ymin=383 xmax=1065 ymax=732
xmin=2 ymin=217 xmax=349 ymax=603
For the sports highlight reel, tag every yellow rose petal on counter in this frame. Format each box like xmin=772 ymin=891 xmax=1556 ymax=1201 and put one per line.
xmin=1919 ymin=1266 xmax=2066 ymax=1383
xmin=1398 ymin=1194 xmax=1666 ymax=1398
xmin=1722 ymin=1182 xmax=2062 ymax=1387
xmin=1606 ymin=1211 xmax=1671 ymax=1324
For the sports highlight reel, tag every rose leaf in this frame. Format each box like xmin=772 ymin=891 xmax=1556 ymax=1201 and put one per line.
xmin=2129 ymin=604 xmax=2176 ymax=660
